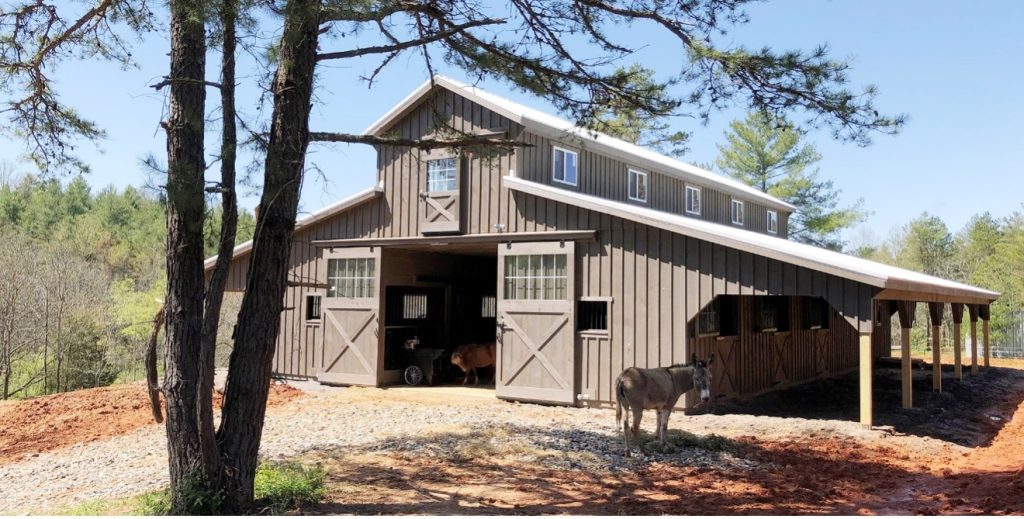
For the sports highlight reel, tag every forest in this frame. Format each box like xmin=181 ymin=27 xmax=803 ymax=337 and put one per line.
xmin=0 ymin=171 xmax=255 ymax=399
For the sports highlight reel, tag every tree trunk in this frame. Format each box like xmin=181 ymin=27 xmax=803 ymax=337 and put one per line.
xmin=216 ymin=0 xmax=320 ymax=509
xmin=163 ymin=0 xmax=210 ymax=512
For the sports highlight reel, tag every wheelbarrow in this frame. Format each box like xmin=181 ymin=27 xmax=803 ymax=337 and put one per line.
xmin=401 ymin=337 xmax=446 ymax=386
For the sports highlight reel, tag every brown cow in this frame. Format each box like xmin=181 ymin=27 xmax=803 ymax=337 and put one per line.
xmin=614 ymin=353 xmax=715 ymax=456
xmin=450 ymin=342 xmax=496 ymax=385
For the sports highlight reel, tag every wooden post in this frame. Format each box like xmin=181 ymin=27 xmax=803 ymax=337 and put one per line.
xmin=951 ymin=303 xmax=964 ymax=381
xmin=981 ymin=304 xmax=991 ymax=368
xmin=896 ymin=301 xmax=916 ymax=409
xmin=859 ymin=331 xmax=873 ymax=428
xmin=968 ymin=304 xmax=979 ymax=375
xmin=928 ymin=302 xmax=943 ymax=392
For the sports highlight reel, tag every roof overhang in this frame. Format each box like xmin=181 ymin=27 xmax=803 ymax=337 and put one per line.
xmin=504 ymin=175 xmax=999 ymax=305
xmin=203 ymin=183 xmax=383 ymax=271
xmin=364 ymin=76 xmax=797 ymax=213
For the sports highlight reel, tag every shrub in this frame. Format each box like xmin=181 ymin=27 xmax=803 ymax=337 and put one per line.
xmin=254 ymin=462 xmax=326 ymax=514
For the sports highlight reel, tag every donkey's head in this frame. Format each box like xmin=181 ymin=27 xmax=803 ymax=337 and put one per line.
xmin=690 ymin=352 xmax=715 ymax=403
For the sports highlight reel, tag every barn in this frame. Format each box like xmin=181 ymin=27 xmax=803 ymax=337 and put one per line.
xmin=210 ymin=76 xmax=998 ymax=426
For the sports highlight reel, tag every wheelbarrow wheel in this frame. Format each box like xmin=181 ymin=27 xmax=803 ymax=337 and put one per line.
xmin=404 ymin=365 xmax=424 ymax=386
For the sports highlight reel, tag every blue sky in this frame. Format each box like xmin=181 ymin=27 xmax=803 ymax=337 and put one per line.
xmin=2 ymin=0 xmax=1021 ymax=244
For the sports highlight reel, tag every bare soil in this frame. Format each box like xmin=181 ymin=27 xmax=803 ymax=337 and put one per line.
xmin=0 ymin=381 xmax=301 ymax=465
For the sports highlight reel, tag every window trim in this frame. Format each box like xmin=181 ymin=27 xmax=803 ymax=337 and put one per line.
xmin=627 ymin=168 xmax=648 ymax=203
xmin=767 ymin=210 xmax=778 ymax=234
xmin=425 ymin=156 xmax=458 ymax=193
xmin=326 ymin=257 xmax=377 ymax=299
xmin=305 ymin=294 xmax=322 ymax=324
xmin=552 ymin=146 xmax=579 ymax=187
xmin=684 ymin=185 xmax=702 ymax=215
xmin=577 ymin=296 xmax=612 ymax=336
xmin=731 ymin=198 xmax=745 ymax=226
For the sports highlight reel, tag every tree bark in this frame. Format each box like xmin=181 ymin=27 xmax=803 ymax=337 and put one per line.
xmin=163 ymin=0 xmax=209 ymax=512
xmin=146 ymin=304 xmax=165 ymax=423
xmin=216 ymin=0 xmax=320 ymax=509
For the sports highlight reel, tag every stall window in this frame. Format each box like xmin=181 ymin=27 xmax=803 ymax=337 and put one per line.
xmin=326 ymin=258 xmax=376 ymax=298
xmin=756 ymin=296 xmax=790 ymax=332
xmin=697 ymin=296 xmax=738 ymax=337
xmin=553 ymin=147 xmax=578 ymax=186
xmin=577 ymin=299 xmax=609 ymax=332
xmin=503 ymin=254 xmax=567 ymax=300
xmin=426 ymin=157 xmax=457 ymax=192
xmin=402 ymin=294 xmax=428 ymax=320
xmin=481 ymin=295 xmax=496 ymax=318
xmin=305 ymin=295 xmax=321 ymax=321
xmin=803 ymin=297 xmax=830 ymax=330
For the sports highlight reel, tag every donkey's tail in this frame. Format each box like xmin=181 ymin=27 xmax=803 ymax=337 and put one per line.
xmin=615 ymin=377 xmax=627 ymax=425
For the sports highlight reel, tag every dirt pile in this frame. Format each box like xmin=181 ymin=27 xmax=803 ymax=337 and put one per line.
xmin=0 ymin=381 xmax=301 ymax=465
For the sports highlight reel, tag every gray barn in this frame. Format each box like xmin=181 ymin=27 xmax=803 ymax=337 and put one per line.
xmin=211 ymin=76 xmax=998 ymax=425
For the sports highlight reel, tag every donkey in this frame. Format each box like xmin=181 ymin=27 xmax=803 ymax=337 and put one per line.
xmin=614 ymin=353 xmax=715 ymax=456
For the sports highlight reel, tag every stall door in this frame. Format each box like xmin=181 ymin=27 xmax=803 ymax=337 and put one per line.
xmin=496 ymin=241 xmax=576 ymax=404
xmin=420 ymin=154 xmax=462 ymax=234
xmin=317 ymin=247 xmax=381 ymax=386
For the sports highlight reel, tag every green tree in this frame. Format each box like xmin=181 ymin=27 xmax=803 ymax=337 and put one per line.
xmin=716 ymin=112 xmax=867 ymax=250
xmin=898 ymin=213 xmax=954 ymax=277
xmin=591 ymin=65 xmax=691 ymax=157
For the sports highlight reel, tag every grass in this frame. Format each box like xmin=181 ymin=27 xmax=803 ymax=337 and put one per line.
xmin=56 ymin=462 xmax=325 ymax=516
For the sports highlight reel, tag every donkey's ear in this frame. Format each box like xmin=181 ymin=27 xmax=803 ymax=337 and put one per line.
xmin=691 ymin=352 xmax=697 ymax=365
xmin=707 ymin=352 xmax=715 ymax=366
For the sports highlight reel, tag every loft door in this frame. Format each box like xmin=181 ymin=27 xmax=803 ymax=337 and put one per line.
xmin=419 ymin=153 xmax=463 ymax=234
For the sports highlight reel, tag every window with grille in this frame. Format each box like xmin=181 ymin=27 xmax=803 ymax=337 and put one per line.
xmin=402 ymin=294 xmax=428 ymax=320
xmin=426 ymin=157 xmax=457 ymax=192
xmin=577 ymin=299 xmax=609 ymax=332
xmin=306 ymin=295 xmax=321 ymax=321
xmin=803 ymin=297 xmax=830 ymax=330
xmin=767 ymin=210 xmax=778 ymax=234
xmin=326 ymin=258 xmax=376 ymax=298
xmin=685 ymin=185 xmax=701 ymax=215
xmin=697 ymin=296 xmax=738 ymax=336
xmin=553 ymin=147 xmax=578 ymax=186
xmin=756 ymin=296 xmax=790 ymax=332
xmin=503 ymin=254 xmax=568 ymax=300
xmin=628 ymin=169 xmax=648 ymax=203
xmin=481 ymin=295 xmax=496 ymax=318
xmin=731 ymin=199 xmax=745 ymax=225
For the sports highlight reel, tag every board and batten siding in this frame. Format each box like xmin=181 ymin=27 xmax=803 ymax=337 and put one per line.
xmin=515 ymin=130 xmax=789 ymax=238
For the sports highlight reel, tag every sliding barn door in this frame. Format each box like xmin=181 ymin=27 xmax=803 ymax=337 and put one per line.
xmin=496 ymin=241 xmax=576 ymax=404
xmin=317 ymin=247 xmax=381 ymax=386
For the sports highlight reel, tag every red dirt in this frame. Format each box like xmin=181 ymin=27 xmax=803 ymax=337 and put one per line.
xmin=0 ymin=381 xmax=301 ymax=465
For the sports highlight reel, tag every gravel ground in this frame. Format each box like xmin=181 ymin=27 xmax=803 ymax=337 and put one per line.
xmin=0 ymin=383 xmax=963 ymax=515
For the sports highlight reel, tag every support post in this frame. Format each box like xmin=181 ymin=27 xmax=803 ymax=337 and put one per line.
xmin=928 ymin=302 xmax=943 ymax=392
xmin=951 ymin=303 xmax=964 ymax=381
xmin=981 ymin=304 xmax=991 ymax=368
xmin=896 ymin=301 xmax=916 ymax=409
xmin=859 ymin=331 xmax=873 ymax=428
xmin=968 ymin=304 xmax=979 ymax=375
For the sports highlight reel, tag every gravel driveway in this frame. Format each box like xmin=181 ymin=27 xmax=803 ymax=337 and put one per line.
xmin=0 ymin=383 xmax=958 ymax=515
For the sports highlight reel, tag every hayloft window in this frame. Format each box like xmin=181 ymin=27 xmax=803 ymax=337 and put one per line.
xmin=426 ymin=157 xmax=457 ymax=192
xmin=731 ymin=199 xmax=745 ymax=225
xmin=481 ymin=295 xmax=496 ymax=318
xmin=697 ymin=296 xmax=738 ymax=337
xmin=628 ymin=169 xmax=648 ymax=203
xmin=503 ymin=254 xmax=568 ymax=300
xmin=577 ymin=299 xmax=609 ymax=333
xmin=756 ymin=296 xmax=790 ymax=332
xmin=767 ymin=210 xmax=778 ymax=234
xmin=685 ymin=185 xmax=701 ymax=215
xmin=803 ymin=297 xmax=830 ymax=330
xmin=305 ymin=295 xmax=321 ymax=322
xmin=327 ymin=258 xmax=376 ymax=298
xmin=553 ymin=147 xmax=578 ymax=186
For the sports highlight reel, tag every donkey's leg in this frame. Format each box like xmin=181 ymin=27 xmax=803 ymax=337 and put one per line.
xmin=621 ymin=407 xmax=631 ymax=457
xmin=662 ymin=409 xmax=673 ymax=441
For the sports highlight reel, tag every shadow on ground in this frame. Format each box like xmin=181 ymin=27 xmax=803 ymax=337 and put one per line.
xmin=706 ymin=365 xmax=1024 ymax=447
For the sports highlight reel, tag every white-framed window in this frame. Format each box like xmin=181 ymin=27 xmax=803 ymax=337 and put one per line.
xmin=731 ymin=199 xmax=745 ymax=225
xmin=503 ymin=254 xmax=568 ymax=300
xmin=426 ymin=157 xmax=457 ymax=192
xmin=685 ymin=185 xmax=701 ymax=215
xmin=552 ymin=146 xmax=578 ymax=186
xmin=767 ymin=210 xmax=778 ymax=234
xmin=327 ymin=258 xmax=376 ymax=298
xmin=627 ymin=169 xmax=648 ymax=203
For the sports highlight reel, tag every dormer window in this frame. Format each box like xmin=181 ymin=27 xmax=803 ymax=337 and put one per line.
xmin=552 ymin=146 xmax=578 ymax=186
xmin=627 ymin=169 xmax=648 ymax=203
xmin=685 ymin=185 xmax=701 ymax=215
xmin=731 ymin=199 xmax=745 ymax=225
xmin=767 ymin=210 xmax=778 ymax=234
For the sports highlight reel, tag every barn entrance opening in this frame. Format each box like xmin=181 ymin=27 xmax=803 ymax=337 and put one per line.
xmin=380 ymin=247 xmax=497 ymax=388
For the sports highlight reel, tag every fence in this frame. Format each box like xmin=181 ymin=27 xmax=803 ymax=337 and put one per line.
xmin=993 ymin=310 xmax=1024 ymax=359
